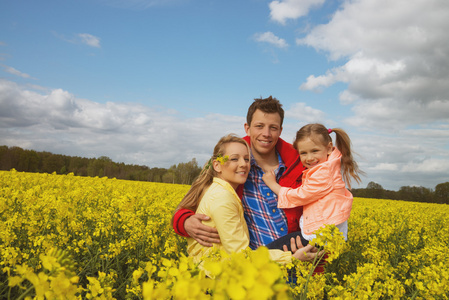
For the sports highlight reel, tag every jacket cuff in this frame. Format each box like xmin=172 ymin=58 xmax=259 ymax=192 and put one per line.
xmin=277 ymin=187 xmax=292 ymax=208
xmin=173 ymin=209 xmax=195 ymax=237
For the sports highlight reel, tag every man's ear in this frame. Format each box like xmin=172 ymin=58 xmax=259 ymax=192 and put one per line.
xmin=244 ymin=123 xmax=250 ymax=136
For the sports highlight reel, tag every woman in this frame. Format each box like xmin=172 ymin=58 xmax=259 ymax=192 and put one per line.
xmin=175 ymin=134 xmax=320 ymax=264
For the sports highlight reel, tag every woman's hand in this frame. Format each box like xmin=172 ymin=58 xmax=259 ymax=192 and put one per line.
xmin=184 ymin=214 xmax=220 ymax=247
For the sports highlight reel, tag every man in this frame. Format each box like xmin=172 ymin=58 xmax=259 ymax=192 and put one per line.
xmin=173 ymin=96 xmax=305 ymax=249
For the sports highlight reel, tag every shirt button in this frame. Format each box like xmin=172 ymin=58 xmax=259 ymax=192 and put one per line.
xmin=267 ymin=192 xmax=270 ymax=196
xmin=272 ymin=209 xmax=276 ymax=213
xmin=280 ymin=228 xmax=284 ymax=231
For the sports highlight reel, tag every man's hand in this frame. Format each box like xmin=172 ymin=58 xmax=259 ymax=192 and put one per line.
xmin=287 ymin=236 xmax=324 ymax=262
xmin=184 ymin=214 xmax=220 ymax=247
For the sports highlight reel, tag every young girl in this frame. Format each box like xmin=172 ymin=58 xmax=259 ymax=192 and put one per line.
xmin=263 ymin=123 xmax=363 ymax=245
xmin=175 ymin=134 xmax=320 ymax=265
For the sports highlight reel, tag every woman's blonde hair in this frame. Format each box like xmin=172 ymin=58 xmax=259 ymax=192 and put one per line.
xmin=294 ymin=123 xmax=364 ymax=189
xmin=175 ymin=134 xmax=249 ymax=212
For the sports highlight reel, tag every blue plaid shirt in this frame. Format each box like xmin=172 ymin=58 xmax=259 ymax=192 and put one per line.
xmin=241 ymin=151 xmax=288 ymax=249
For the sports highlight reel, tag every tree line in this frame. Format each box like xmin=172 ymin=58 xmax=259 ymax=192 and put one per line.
xmin=1 ymin=145 xmax=448 ymax=204
xmin=0 ymin=145 xmax=201 ymax=185
xmin=351 ymin=181 xmax=449 ymax=204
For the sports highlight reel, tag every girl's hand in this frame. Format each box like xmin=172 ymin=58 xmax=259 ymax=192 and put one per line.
xmin=262 ymin=170 xmax=276 ymax=186
xmin=262 ymin=170 xmax=281 ymax=195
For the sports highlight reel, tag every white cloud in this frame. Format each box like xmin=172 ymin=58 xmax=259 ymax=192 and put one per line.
xmin=370 ymin=163 xmax=398 ymax=171
xmin=269 ymin=0 xmax=325 ymax=25
xmin=345 ymin=98 xmax=449 ymax=131
xmin=53 ymin=32 xmax=101 ymax=48
xmin=253 ymin=32 xmax=288 ymax=49
xmin=2 ymin=65 xmax=33 ymax=79
xmin=78 ymin=33 xmax=101 ymax=48
xmin=296 ymin=0 xmax=449 ymax=132
xmin=285 ymin=102 xmax=326 ymax=123
xmin=296 ymin=0 xmax=448 ymax=61
xmin=300 ymin=69 xmax=342 ymax=91
xmin=1 ymin=79 xmax=448 ymax=190
xmin=401 ymin=159 xmax=449 ymax=173
xmin=0 ymin=79 xmax=245 ymax=167
xmin=351 ymin=129 xmax=449 ymax=189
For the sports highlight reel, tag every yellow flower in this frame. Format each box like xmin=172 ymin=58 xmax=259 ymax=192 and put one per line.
xmin=8 ymin=276 xmax=23 ymax=287
xmin=2 ymin=170 xmax=449 ymax=299
xmin=216 ymin=154 xmax=229 ymax=165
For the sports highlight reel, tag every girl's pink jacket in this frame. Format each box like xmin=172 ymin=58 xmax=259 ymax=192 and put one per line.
xmin=277 ymin=148 xmax=353 ymax=235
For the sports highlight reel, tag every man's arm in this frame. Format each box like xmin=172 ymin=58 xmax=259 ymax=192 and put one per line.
xmin=291 ymin=240 xmax=324 ymax=262
xmin=173 ymin=208 xmax=220 ymax=247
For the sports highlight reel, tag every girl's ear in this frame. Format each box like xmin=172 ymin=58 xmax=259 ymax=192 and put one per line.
xmin=212 ymin=160 xmax=221 ymax=173
xmin=327 ymin=142 xmax=333 ymax=155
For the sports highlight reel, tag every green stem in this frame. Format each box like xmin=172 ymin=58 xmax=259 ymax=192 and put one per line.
xmin=410 ymin=289 xmax=420 ymax=300
xmin=352 ymin=270 xmax=370 ymax=297
xmin=15 ymin=285 xmax=34 ymax=300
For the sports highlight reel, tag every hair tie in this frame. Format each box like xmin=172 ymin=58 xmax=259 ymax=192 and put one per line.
xmin=328 ymin=128 xmax=332 ymax=134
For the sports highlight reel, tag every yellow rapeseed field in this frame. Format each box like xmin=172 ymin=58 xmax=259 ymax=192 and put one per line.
xmin=1 ymin=170 xmax=448 ymax=299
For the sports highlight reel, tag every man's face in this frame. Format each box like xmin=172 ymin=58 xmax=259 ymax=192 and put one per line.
xmin=244 ymin=109 xmax=283 ymax=158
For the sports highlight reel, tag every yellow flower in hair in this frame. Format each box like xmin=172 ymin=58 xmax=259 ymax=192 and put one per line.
xmin=216 ymin=154 xmax=229 ymax=165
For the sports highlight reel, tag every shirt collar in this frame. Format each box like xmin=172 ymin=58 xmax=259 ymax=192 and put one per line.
xmin=250 ymin=150 xmax=286 ymax=174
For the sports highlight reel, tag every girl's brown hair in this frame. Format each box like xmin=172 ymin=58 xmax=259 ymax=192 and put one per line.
xmin=175 ymin=134 xmax=249 ymax=212
xmin=294 ymin=123 xmax=363 ymax=189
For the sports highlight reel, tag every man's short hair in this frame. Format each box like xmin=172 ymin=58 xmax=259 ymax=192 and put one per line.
xmin=246 ymin=96 xmax=284 ymax=126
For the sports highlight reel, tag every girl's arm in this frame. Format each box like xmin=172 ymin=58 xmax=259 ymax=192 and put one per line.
xmin=278 ymin=165 xmax=333 ymax=208
xmin=262 ymin=170 xmax=281 ymax=195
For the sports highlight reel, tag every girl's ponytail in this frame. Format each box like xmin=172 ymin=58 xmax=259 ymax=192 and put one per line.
xmin=176 ymin=164 xmax=215 ymax=212
xmin=294 ymin=124 xmax=363 ymax=189
xmin=331 ymin=128 xmax=363 ymax=189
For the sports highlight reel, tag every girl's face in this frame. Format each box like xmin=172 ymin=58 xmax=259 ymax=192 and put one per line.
xmin=296 ymin=137 xmax=333 ymax=169
xmin=214 ymin=142 xmax=250 ymax=189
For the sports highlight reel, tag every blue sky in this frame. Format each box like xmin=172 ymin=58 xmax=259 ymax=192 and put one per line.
xmin=1 ymin=0 xmax=449 ymax=191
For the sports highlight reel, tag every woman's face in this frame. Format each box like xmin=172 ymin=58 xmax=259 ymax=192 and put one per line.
xmin=214 ymin=142 xmax=250 ymax=189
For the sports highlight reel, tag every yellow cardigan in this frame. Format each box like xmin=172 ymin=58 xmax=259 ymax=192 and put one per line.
xmin=187 ymin=177 xmax=292 ymax=264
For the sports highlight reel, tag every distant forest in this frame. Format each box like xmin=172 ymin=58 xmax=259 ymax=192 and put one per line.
xmin=352 ymin=181 xmax=449 ymax=204
xmin=0 ymin=145 xmax=201 ymax=185
xmin=1 ymin=145 xmax=448 ymax=204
